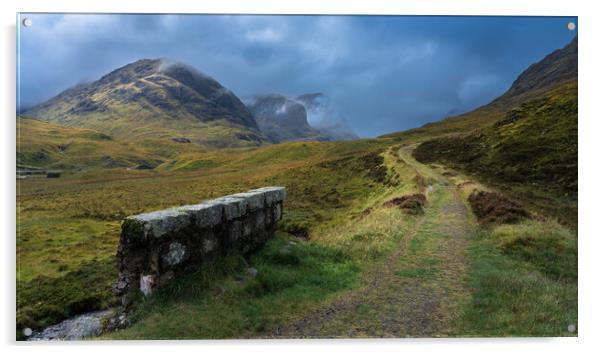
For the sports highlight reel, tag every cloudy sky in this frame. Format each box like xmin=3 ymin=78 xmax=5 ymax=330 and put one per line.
xmin=17 ymin=14 xmax=577 ymax=137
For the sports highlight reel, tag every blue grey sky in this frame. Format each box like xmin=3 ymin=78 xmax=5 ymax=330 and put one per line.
xmin=17 ymin=14 xmax=577 ymax=137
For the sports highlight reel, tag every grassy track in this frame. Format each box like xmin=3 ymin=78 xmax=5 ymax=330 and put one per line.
xmin=266 ymin=184 xmax=472 ymax=338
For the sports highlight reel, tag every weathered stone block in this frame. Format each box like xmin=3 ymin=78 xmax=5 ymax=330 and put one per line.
xmin=162 ymin=242 xmax=187 ymax=267
xmin=275 ymin=202 xmax=282 ymax=221
xmin=255 ymin=209 xmax=266 ymax=230
xmin=179 ymin=202 xmax=222 ymax=229
xmin=250 ymin=187 xmax=286 ymax=206
xmin=213 ymin=196 xmax=248 ymax=220
xmin=202 ymin=234 xmax=218 ymax=254
xmin=127 ymin=208 xmax=190 ymax=238
xmin=140 ymin=275 xmax=155 ymax=296
xmin=230 ymin=190 xmax=266 ymax=211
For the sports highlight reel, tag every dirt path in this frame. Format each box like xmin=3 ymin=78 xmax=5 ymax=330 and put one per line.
xmin=266 ymin=181 xmax=473 ymax=338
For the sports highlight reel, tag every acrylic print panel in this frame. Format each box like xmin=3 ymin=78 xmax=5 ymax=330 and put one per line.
xmin=16 ymin=13 xmax=578 ymax=340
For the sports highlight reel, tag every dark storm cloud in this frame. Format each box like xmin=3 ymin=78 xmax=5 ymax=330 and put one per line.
xmin=17 ymin=14 xmax=577 ymax=137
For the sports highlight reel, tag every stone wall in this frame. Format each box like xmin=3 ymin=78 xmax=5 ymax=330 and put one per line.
xmin=113 ymin=187 xmax=286 ymax=307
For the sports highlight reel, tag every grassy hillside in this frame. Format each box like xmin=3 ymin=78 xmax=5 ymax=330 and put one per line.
xmin=17 ymin=131 xmax=399 ymax=334
xmin=17 ymin=117 xmax=207 ymax=170
xmin=413 ymin=81 xmax=577 ymax=227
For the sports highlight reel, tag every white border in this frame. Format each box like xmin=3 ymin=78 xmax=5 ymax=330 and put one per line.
xmin=2 ymin=0 xmax=600 ymax=353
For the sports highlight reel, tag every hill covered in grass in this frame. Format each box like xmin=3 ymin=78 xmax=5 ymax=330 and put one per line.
xmin=413 ymin=81 xmax=577 ymax=199
xmin=406 ymin=37 xmax=577 ymax=227
xmin=16 ymin=117 xmax=207 ymax=170
xmin=24 ymin=59 xmax=270 ymax=148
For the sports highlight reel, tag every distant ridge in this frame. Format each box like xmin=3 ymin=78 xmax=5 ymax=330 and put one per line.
xmin=247 ymin=93 xmax=358 ymax=142
xmin=381 ymin=36 xmax=577 ymax=140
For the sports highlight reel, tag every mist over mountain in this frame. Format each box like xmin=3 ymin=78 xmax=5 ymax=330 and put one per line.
xmin=24 ymin=59 xmax=269 ymax=148
xmin=295 ymin=93 xmax=358 ymax=141
xmin=24 ymin=58 xmax=360 ymax=147
xmin=246 ymin=93 xmax=358 ymax=143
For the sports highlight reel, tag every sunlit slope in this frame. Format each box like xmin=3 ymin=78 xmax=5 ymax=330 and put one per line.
xmin=414 ymin=81 xmax=577 ymax=197
xmin=17 ymin=117 xmax=208 ymax=170
xmin=24 ymin=59 xmax=270 ymax=148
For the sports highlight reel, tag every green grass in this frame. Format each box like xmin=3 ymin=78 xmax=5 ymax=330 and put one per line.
xmin=395 ymin=258 xmax=441 ymax=279
xmin=16 ymin=212 xmax=121 ymax=336
xmin=412 ymin=81 xmax=577 ymax=228
xmin=459 ymin=220 xmax=577 ymax=336
xmin=492 ymin=220 xmax=577 ymax=281
xmin=16 ymin=129 xmax=400 ymax=336
xmin=106 ymin=233 xmax=360 ymax=339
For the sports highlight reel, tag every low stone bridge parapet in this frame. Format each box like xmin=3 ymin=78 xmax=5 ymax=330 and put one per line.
xmin=113 ymin=187 xmax=286 ymax=306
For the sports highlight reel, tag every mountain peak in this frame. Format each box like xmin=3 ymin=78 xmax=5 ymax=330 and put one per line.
xmin=24 ymin=59 xmax=266 ymax=146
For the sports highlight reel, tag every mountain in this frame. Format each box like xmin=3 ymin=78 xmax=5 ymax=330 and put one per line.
xmin=383 ymin=37 xmax=578 ymax=140
xmin=494 ymin=37 xmax=577 ymax=104
xmin=247 ymin=93 xmax=358 ymax=143
xmin=296 ymin=93 xmax=359 ymax=141
xmin=409 ymin=37 xmax=577 ymax=225
xmin=24 ymin=59 xmax=270 ymax=148
xmin=246 ymin=94 xmax=331 ymax=143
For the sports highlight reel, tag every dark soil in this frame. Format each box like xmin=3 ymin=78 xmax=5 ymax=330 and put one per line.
xmin=468 ymin=190 xmax=530 ymax=225
xmin=384 ymin=194 xmax=426 ymax=214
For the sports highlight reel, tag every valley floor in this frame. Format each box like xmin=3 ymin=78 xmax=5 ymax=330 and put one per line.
xmin=17 ymin=141 xmax=577 ymax=339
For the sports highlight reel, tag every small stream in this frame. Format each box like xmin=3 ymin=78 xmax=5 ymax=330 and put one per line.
xmin=27 ymin=310 xmax=114 ymax=341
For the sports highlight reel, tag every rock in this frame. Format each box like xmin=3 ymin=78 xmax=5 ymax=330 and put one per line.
xmin=140 ymin=274 xmax=155 ymax=296
xmin=179 ymin=201 xmax=223 ymax=229
xmin=247 ymin=267 xmax=258 ymax=277
xmin=255 ymin=210 xmax=266 ymax=229
xmin=231 ymin=190 xmax=267 ymax=211
xmin=162 ymin=242 xmax=187 ymax=266
xmin=228 ymin=221 xmax=242 ymax=242
xmin=128 ymin=208 xmax=190 ymax=238
xmin=249 ymin=187 xmax=286 ymax=206
xmin=202 ymin=237 xmax=217 ymax=253
xmin=274 ymin=203 xmax=282 ymax=220
xmin=28 ymin=310 xmax=113 ymax=341
xmin=214 ymin=196 xmax=248 ymax=220
xmin=105 ymin=312 xmax=129 ymax=332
